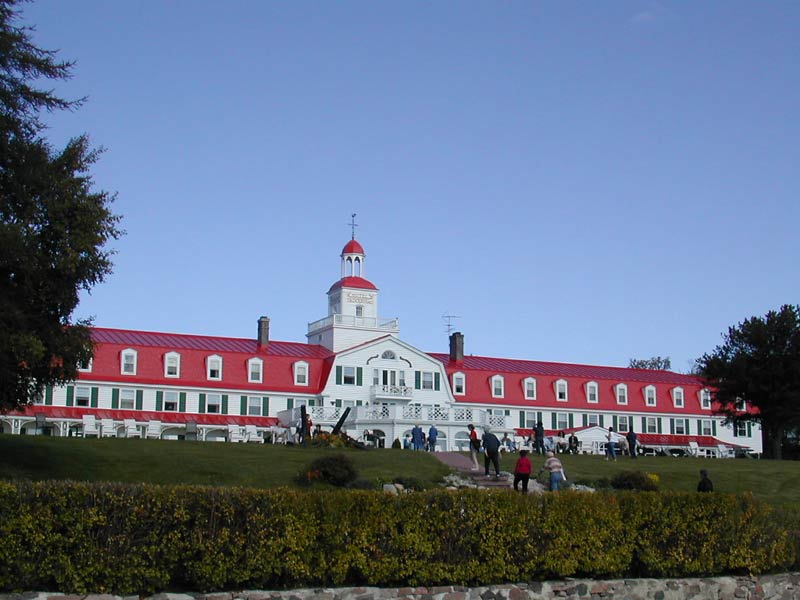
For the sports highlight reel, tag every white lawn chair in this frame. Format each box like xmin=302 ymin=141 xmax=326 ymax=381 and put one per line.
xmin=227 ymin=424 xmax=243 ymax=443
xmin=266 ymin=426 xmax=289 ymax=444
xmin=244 ymin=425 xmax=263 ymax=443
xmin=82 ymin=414 xmax=100 ymax=437
xmin=123 ymin=419 xmax=140 ymax=438
xmin=717 ymin=444 xmax=735 ymax=458
xmin=100 ymin=418 xmax=117 ymax=437
xmin=146 ymin=420 xmax=162 ymax=439
xmin=687 ymin=441 xmax=700 ymax=457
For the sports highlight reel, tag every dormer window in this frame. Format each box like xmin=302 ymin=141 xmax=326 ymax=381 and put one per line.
xmin=453 ymin=372 xmax=466 ymax=395
xmin=586 ymin=381 xmax=599 ymax=404
xmin=121 ymin=349 xmax=137 ymax=375
xmin=555 ymin=379 xmax=568 ymax=402
xmin=78 ymin=358 xmax=93 ymax=372
xmin=645 ymin=385 xmax=657 ymax=407
xmin=207 ymin=355 xmax=223 ymax=381
xmin=736 ymin=397 xmax=746 ymax=411
xmin=523 ymin=377 xmax=537 ymax=400
xmin=294 ymin=361 xmax=309 ymax=386
xmin=672 ymin=387 xmax=685 ymax=408
xmin=248 ymin=358 xmax=263 ymax=383
xmin=164 ymin=352 xmax=181 ymax=378
xmin=615 ymin=383 xmax=628 ymax=405
xmin=700 ymin=389 xmax=712 ymax=410
xmin=491 ymin=375 xmax=504 ymax=398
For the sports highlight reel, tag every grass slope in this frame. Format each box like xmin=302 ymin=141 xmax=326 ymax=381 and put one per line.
xmin=0 ymin=436 xmax=450 ymax=489
xmin=0 ymin=436 xmax=797 ymax=505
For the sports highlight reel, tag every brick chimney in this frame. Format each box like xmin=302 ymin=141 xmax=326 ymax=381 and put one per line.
xmin=257 ymin=316 xmax=270 ymax=349
xmin=449 ymin=331 xmax=464 ymax=362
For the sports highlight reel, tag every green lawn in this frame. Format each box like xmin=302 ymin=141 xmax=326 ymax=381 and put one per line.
xmin=0 ymin=435 xmax=450 ymax=489
xmin=496 ymin=452 xmax=800 ymax=505
xmin=0 ymin=436 xmax=797 ymax=505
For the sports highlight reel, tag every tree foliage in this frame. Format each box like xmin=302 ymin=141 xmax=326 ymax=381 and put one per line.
xmin=628 ymin=356 xmax=672 ymax=371
xmin=0 ymin=0 xmax=121 ymax=411
xmin=695 ymin=305 xmax=800 ymax=459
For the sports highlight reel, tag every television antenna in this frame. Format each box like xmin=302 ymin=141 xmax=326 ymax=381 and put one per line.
xmin=442 ymin=313 xmax=461 ymax=336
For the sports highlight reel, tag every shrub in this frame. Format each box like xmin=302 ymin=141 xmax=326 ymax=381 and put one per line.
xmin=391 ymin=438 xmax=402 ymax=449
xmin=307 ymin=453 xmax=358 ymax=487
xmin=611 ymin=470 xmax=659 ymax=491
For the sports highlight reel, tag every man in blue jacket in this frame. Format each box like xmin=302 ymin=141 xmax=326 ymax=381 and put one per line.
xmin=482 ymin=426 xmax=502 ymax=478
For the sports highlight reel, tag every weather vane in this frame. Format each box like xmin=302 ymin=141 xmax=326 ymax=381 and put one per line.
xmin=349 ymin=213 xmax=358 ymax=240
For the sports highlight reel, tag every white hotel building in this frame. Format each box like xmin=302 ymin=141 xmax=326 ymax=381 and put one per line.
xmin=3 ymin=237 xmax=761 ymax=457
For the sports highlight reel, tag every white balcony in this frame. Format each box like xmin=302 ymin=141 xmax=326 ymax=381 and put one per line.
xmin=307 ymin=314 xmax=399 ymax=334
xmin=353 ymin=405 xmax=509 ymax=429
xmin=371 ymin=384 xmax=413 ymax=401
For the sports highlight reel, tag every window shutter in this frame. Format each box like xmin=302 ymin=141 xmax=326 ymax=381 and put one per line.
xmin=551 ymin=413 xmax=557 ymax=429
xmin=287 ymin=398 xmax=294 ymax=409
xmin=712 ymin=421 xmax=717 ymax=436
xmin=599 ymin=414 xmax=604 ymax=427
xmin=66 ymin=386 xmax=74 ymax=407
xmin=582 ymin=414 xmax=588 ymax=427
xmin=336 ymin=366 xmax=342 ymax=385
xmin=697 ymin=419 xmax=702 ymax=435
xmin=45 ymin=387 xmax=53 ymax=405
xmin=670 ymin=419 xmax=675 ymax=434
xmin=747 ymin=422 xmax=752 ymax=437
xmin=657 ymin=419 xmax=662 ymax=434
xmin=135 ymin=390 xmax=143 ymax=411
xmin=569 ymin=414 xmax=574 ymax=428
xmin=415 ymin=371 xmax=421 ymax=389
xmin=537 ymin=411 xmax=543 ymax=425
xmin=90 ymin=387 xmax=99 ymax=408
xmin=356 ymin=367 xmax=363 ymax=386
xmin=111 ymin=388 xmax=119 ymax=409
xmin=643 ymin=417 xmax=648 ymax=433
xmin=732 ymin=423 xmax=738 ymax=437
xmin=684 ymin=419 xmax=689 ymax=435
xmin=240 ymin=396 xmax=248 ymax=415
xmin=222 ymin=395 xmax=228 ymax=415
xmin=612 ymin=415 xmax=618 ymax=430
xmin=179 ymin=392 xmax=187 ymax=412
xmin=434 ymin=373 xmax=440 ymax=391
xmin=156 ymin=391 xmax=163 ymax=412
xmin=335 ymin=399 xmax=342 ymax=408
xmin=519 ymin=412 xmax=525 ymax=428
xmin=199 ymin=393 xmax=206 ymax=414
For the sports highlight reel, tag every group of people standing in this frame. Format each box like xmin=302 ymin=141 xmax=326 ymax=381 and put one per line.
xmin=406 ymin=424 xmax=439 ymax=452
xmin=605 ymin=426 xmax=639 ymax=460
xmin=467 ymin=424 xmax=567 ymax=493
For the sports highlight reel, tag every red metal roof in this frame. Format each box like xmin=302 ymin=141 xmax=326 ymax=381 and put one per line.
xmin=91 ymin=328 xmax=331 ymax=358
xmin=513 ymin=428 xmax=747 ymax=449
xmin=342 ymin=239 xmax=365 ymax=255
xmin=13 ymin=405 xmax=280 ymax=427
xmin=86 ymin=328 xmax=332 ymax=393
xmin=432 ymin=353 xmax=700 ymax=385
xmin=327 ymin=276 xmax=378 ymax=293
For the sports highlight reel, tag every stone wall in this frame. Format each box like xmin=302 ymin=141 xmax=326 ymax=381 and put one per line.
xmin=5 ymin=573 xmax=800 ymax=600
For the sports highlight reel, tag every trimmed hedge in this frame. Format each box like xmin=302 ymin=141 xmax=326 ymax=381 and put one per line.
xmin=0 ymin=481 xmax=796 ymax=595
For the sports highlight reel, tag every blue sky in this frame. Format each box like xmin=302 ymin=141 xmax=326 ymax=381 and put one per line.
xmin=23 ymin=1 xmax=799 ymax=372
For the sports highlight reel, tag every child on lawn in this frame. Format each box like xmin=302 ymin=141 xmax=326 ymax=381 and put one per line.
xmin=513 ymin=449 xmax=532 ymax=493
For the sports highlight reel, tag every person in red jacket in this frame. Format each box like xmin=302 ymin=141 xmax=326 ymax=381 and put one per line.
xmin=513 ymin=449 xmax=532 ymax=493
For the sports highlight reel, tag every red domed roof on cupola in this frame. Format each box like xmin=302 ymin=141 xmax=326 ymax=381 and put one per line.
xmin=342 ymin=239 xmax=365 ymax=255
xmin=328 ymin=276 xmax=378 ymax=294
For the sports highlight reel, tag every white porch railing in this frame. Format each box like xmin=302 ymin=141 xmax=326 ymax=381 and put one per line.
xmin=371 ymin=384 xmax=413 ymax=400
xmin=350 ymin=405 xmax=509 ymax=429
xmin=307 ymin=315 xmax=400 ymax=333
